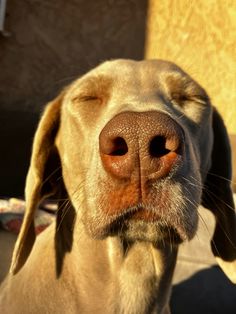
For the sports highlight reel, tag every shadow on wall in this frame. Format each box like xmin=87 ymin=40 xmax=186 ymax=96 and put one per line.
xmin=170 ymin=266 xmax=236 ymax=314
xmin=0 ymin=0 xmax=148 ymax=196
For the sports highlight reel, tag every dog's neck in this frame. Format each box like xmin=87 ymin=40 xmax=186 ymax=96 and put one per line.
xmin=113 ymin=239 xmax=177 ymax=314
xmin=54 ymin=202 xmax=177 ymax=313
xmin=68 ymin=221 xmax=177 ymax=314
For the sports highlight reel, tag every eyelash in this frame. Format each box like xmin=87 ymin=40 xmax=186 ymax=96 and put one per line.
xmin=170 ymin=95 xmax=207 ymax=107
xmin=72 ymin=95 xmax=99 ymax=103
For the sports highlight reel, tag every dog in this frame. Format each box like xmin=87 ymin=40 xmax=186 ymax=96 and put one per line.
xmin=230 ymin=134 xmax=236 ymax=192
xmin=0 ymin=59 xmax=236 ymax=314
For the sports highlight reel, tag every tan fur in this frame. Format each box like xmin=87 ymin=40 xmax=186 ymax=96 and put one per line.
xmin=0 ymin=59 xmax=236 ymax=313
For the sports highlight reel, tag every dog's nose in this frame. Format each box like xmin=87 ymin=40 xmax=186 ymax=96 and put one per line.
xmin=99 ymin=111 xmax=183 ymax=180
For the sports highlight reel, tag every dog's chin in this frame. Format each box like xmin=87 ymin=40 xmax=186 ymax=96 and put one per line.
xmin=108 ymin=219 xmax=184 ymax=245
xmin=85 ymin=207 xmax=195 ymax=245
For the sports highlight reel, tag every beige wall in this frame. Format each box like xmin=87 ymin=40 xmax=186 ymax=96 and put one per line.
xmin=145 ymin=0 xmax=236 ymax=134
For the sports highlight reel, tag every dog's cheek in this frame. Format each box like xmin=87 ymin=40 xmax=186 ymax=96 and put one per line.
xmin=171 ymin=138 xmax=202 ymax=240
xmin=185 ymin=108 xmax=213 ymax=180
xmin=181 ymin=182 xmax=200 ymax=239
xmin=166 ymin=181 xmax=199 ymax=241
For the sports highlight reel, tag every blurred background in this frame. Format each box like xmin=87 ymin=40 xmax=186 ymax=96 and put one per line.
xmin=0 ymin=1 xmax=236 ymax=313
xmin=0 ymin=0 xmax=235 ymax=196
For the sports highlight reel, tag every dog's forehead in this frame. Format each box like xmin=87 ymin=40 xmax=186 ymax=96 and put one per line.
xmin=67 ymin=59 xmax=208 ymax=112
xmin=97 ymin=59 xmax=183 ymax=75
xmin=90 ymin=59 xmax=186 ymax=85
xmin=74 ymin=59 xmax=204 ymax=94
xmin=71 ymin=59 xmax=204 ymax=98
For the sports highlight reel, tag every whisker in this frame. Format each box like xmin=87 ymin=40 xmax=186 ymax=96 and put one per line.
xmin=197 ymin=211 xmax=212 ymax=237
xmin=41 ymin=166 xmax=62 ymax=186
xmin=200 ymin=167 xmax=236 ymax=186
xmin=204 ymin=186 xmax=235 ymax=213
xmin=56 ymin=200 xmax=70 ymax=232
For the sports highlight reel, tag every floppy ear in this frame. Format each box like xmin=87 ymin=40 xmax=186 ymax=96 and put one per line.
xmin=202 ymin=107 xmax=236 ymax=283
xmin=10 ymin=92 xmax=64 ymax=274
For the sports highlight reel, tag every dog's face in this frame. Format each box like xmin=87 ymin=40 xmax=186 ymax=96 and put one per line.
xmin=11 ymin=59 xmax=236 ymax=283
xmin=56 ymin=59 xmax=213 ymax=244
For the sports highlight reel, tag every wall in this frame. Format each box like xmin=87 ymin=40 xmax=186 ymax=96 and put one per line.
xmin=0 ymin=0 xmax=147 ymax=112
xmin=145 ymin=0 xmax=236 ymax=134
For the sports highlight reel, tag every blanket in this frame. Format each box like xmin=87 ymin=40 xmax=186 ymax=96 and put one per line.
xmin=0 ymin=198 xmax=56 ymax=235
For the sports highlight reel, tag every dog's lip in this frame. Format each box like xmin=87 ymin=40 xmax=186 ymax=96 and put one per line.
xmin=128 ymin=206 xmax=161 ymax=222
xmin=110 ymin=203 xmax=162 ymax=221
xmin=97 ymin=203 xmax=161 ymax=229
xmin=102 ymin=206 xmax=184 ymax=243
xmin=87 ymin=202 xmax=190 ymax=244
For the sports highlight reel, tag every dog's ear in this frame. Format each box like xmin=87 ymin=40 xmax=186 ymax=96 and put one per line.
xmin=10 ymin=92 xmax=64 ymax=274
xmin=202 ymin=107 xmax=236 ymax=283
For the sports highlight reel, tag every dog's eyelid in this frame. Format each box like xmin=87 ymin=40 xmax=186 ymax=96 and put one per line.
xmin=192 ymin=95 xmax=208 ymax=105
xmin=170 ymin=93 xmax=208 ymax=106
xmin=189 ymin=95 xmax=208 ymax=105
xmin=71 ymin=95 xmax=100 ymax=103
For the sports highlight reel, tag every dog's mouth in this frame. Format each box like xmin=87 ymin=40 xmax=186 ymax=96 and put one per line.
xmin=107 ymin=215 xmax=183 ymax=245
xmin=83 ymin=175 xmax=199 ymax=245
xmin=129 ymin=205 xmax=162 ymax=221
xmin=86 ymin=202 xmax=190 ymax=245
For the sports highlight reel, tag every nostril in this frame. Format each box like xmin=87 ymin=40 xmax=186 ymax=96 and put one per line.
xmin=149 ymin=136 xmax=171 ymax=157
xmin=109 ymin=137 xmax=128 ymax=156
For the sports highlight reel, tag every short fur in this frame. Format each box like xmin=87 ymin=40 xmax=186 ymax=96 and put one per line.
xmin=0 ymin=59 xmax=236 ymax=313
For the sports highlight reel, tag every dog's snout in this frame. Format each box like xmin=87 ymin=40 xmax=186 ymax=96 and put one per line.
xmin=99 ymin=111 xmax=183 ymax=180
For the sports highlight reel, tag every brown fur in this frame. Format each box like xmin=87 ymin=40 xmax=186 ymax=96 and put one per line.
xmin=0 ymin=59 xmax=236 ymax=313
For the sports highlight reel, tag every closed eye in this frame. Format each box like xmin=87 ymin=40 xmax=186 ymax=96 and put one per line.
xmin=171 ymin=93 xmax=208 ymax=106
xmin=190 ymin=95 xmax=208 ymax=105
xmin=72 ymin=95 xmax=100 ymax=103
xmin=170 ymin=93 xmax=188 ymax=107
